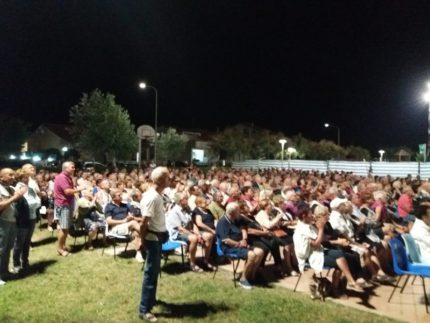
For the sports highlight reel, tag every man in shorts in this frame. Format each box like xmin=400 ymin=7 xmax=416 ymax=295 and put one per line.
xmin=105 ymin=190 xmax=144 ymax=262
xmin=54 ymin=161 xmax=84 ymax=256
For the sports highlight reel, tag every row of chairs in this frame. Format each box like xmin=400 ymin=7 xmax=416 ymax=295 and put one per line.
xmin=388 ymin=234 xmax=430 ymax=314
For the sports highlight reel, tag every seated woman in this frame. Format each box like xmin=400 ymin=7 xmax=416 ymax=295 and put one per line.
xmin=76 ymin=189 xmax=106 ymax=250
xmin=293 ymin=206 xmax=367 ymax=294
xmin=166 ymin=193 xmax=204 ymax=272
xmin=255 ymin=199 xmax=298 ymax=276
xmin=192 ymin=196 xmax=215 ymax=269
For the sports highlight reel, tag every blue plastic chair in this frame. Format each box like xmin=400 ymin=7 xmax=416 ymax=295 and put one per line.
xmin=161 ymin=240 xmax=186 ymax=267
xmin=388 ymin=238 xmax=430 ymax=314
xmin=212 ymin=236 xmax=246 ymax=287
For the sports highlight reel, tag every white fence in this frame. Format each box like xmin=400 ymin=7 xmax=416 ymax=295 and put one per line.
xmin=232 ymin=160 xmax=430 ymax=179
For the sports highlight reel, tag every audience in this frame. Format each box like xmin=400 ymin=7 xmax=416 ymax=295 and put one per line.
xmin=5 ymin=163 xmax=430 ymax=297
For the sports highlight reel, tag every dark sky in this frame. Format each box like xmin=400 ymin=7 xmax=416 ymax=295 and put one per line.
xmin=1 ymin=1 xmax=430 ymax=154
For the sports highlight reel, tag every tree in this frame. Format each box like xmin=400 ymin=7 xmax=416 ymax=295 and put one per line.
xmin=0 ymin=115 xmax=28 ymax=158
xmin=211 ymin=124 xmax=286 ymax=161
xmin=69 ymin=89 xmax=137 ymax=164
xmin=157 ymin=128 xmax=187 ymax=163
xmin=345 ymin=145 xmax=371 ymax=161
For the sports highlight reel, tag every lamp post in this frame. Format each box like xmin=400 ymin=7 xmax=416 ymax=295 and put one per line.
xmin=324 ymin=123 xmax=341 ymax=146
xmin=279 ymin=139 xmax=287 ymax=165
xmin=139 ymin=82 xmax=158 ymax=163
xmin=423 ymin=82 xmax=430 ymax=161
xmin=378 ymin=149 xmax=385 ymax=162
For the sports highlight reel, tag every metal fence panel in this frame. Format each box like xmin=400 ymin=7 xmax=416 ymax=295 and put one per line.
xmin=370 ymin=162 xmax=419 ymax=178
xmin=328 ymin=161 xmax=370 ymax=176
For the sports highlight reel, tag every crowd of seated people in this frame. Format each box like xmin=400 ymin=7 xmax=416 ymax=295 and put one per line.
xmin=3 ymin=164 xmax=430 ymax=294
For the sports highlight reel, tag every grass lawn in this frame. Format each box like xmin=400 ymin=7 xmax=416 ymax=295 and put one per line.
xmin=0 ymin=227 xmax=397 ymax=323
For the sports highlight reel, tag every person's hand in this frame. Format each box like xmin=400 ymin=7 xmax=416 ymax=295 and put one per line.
xmin=15 ymin=185 xmax=28 ymax=197
xmin=338 ymin=238 xmax=350 ymax=247
xmin=315 ymin=217 xmax=326 ymax=229
xmin=239 ymin=239 xmax=247 ymax=247
xmin=126 ymin=214 xmax=134 ymax=222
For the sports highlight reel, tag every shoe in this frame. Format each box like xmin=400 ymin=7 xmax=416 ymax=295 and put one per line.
xmin=0 ymin=279 xmax=5 ymax=286
xmin=239 ymin=279 xmax=253 ymax=290
xmin=135 ymin=252 xmax=144 ymax=263
xmin=190 ymin=264 xmax=203 ymax=273
xmin=289 ymin=270 xmax=299 ymax=277
xmin=12 ymin=266 xmax=22 ymax=274
xmin=57 ymin=249 xmax=70 ymax=257
xmin=372 ymin=275 xmax=396 ymax=284
xmin=347 ymin=283 xmax=364 ymax=293
xmin=204 ymin=261 xmax=214 ymax=270
xmin=139 ymin=312 xmax=158 ymax=322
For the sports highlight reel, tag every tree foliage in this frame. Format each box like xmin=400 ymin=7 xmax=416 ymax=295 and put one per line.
xmin=211 ymin=124 xmax=285 ymax=161
xmin=0 ymin=115 xmax=28 ymax=157
xmin=157 ymin=128 xmax=187 ymax=162
xmin=69 ymin=89 xmax=137 ymax=162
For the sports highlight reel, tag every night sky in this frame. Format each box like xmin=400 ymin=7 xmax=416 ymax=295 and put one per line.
xmin=1 ymin=1 xmax=430 ymax=154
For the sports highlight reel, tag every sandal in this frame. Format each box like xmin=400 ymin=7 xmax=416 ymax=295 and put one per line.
xmin=139 ymin=312 xmax=158 ymax=322
xmin=57 ymin=249 xmax=70 ymax=257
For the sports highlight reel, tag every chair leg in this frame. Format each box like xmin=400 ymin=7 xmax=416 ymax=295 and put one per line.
xmin=400 ymin=275 xmax=410 ymax=294
xmin=232 ymin=259 xmax=240 ymax=287
xmin=422 ymin=276 xmax=429 ymax=314
xmin=124 ymin=242 xmax=129 ymax=253
xmin=113 ymin=241 xmax=117 ymax=260
xmin=388 ymin=275 xmax=402 ymax=303
xmin=293 ymin=273 xmax=302 ymax=292
xmin=180 ymin=245 xmax=185 ymax=265
xmin=411 ymin=276 xmax=417 ymax=286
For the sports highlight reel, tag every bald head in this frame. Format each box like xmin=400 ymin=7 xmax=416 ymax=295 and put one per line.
xmin=0 ymin=168 xmax=16 ymax=185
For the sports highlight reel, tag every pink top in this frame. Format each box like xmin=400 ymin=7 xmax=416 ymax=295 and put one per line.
xmin=54 ymin=172 xmax=74 ymax=207
xmin=397 ymin=194 xmax=413 ymax=218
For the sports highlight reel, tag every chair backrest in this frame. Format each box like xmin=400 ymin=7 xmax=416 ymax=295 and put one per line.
xmin=401 ymin=233 xmax=423 ymax=263
xmin=215 ymin=236 xmax=225 ymax=257
xmin=388 ymin=238 xmax=409 ymax=275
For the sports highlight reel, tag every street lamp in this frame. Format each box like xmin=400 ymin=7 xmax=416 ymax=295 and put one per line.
xmin=139 ymin=82 xmax=158 ymax=163
xmin=324 ymin=123 xmax=341 ymax=146
xmin=378 ymin=149 xmax=385 ymax=162
xmin=279 ymin=139 xmax=287 ymax=161
xmin=423 ymin=82 xmax=430 ymax=161
xmin=287 ymin=147 xmax=297 ymax=160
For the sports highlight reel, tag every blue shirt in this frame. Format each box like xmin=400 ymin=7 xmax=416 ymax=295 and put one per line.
xmin=104 ymin=202 xmax=130 ymax=221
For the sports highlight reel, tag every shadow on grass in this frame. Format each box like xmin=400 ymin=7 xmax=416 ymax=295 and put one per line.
xmin=8 ymin=260 xmax=58 ymax=281
xmin=161 ymin=261 xmax=189 ymax=275
xmin=156 ymin=300 xmax=231 ymax=319
xmin=31 ymin=236 xmax=57 ymax=248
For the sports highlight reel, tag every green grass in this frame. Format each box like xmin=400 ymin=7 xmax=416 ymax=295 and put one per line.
xmin=0 ymin=228 xmax=397 ymax=323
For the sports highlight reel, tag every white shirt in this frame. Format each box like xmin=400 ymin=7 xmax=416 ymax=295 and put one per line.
xmin=329 ymin=210 xmax=355 ymax=239
xmin=255 ymin=210 xmax=282 ymax=229
xmin=293 ymin=220 xmax=324 ymax=273
xmin=141 ymin=187 xmax=166 ymax=241
xmin=166 ymin=204 xmax=193 ymax=240
xmin=410 ymin=218 xmax=430 ymax=263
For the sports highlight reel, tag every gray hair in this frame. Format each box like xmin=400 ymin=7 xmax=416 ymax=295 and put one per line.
xmin=225 ymin=202 xmax=239 ymax=216
xmin=62 ymin=161 xmax=74 ymax=171
xmin=150 ymin=167 xmax=169 ymax=183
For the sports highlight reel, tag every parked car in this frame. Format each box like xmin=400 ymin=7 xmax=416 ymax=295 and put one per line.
xmin=76 ymin=161 xmax=107 ymax=172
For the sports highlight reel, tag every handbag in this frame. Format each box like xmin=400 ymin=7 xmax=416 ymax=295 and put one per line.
xmin=272 ymin=228 xmax=288 ymax=238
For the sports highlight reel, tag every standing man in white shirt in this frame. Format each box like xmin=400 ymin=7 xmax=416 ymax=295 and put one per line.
xmin=138 ymin=167 xmax=170 ymax=322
